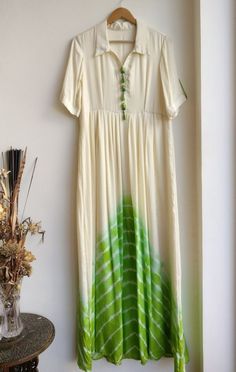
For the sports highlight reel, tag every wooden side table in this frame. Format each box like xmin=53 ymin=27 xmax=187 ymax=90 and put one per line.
xmin=0 ymin=313 xmax=55 ymax=372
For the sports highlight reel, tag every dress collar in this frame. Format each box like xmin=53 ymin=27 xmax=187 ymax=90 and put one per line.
xmin=95 ymin=17 xmax=150 ymax=57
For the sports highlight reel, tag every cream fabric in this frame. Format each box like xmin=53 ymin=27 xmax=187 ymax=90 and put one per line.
xmin=60 ymin=16 xmax=186 ymax=300
xmin=60 ymin=18 xmax=186 ymax=119
xmin=60 ymin=17 xmax=188 ymax=372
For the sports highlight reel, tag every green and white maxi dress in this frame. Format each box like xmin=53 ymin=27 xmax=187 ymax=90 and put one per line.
xmin=60 ymin=17 xmax=189 ymax=372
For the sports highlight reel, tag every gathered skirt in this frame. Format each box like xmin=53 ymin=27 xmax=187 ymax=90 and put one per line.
xmin=75 ymin=110 xmax=189 ymax=372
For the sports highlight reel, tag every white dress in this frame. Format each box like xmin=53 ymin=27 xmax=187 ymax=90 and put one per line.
xmin=60 ymin=17 xmax=189 ymax=372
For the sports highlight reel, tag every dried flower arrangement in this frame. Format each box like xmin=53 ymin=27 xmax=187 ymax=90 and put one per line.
xmin=0 ymin=148 xmax=45 ymax=285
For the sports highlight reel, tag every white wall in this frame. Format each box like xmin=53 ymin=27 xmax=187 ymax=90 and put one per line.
xmin=0 ymin=1 xmax=200 ymax=371
xmin=200 ymin=0 xmax=236 ymax=371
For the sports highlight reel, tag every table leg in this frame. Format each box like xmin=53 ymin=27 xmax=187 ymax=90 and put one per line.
xmin=9 ymin=356 xmax=39 ymax=371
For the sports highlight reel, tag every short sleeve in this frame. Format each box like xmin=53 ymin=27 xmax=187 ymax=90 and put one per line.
xmin=60 ymin=38 xmax=83 ymax=117
xmin=160 ymin=36 xmax=187 ymax=120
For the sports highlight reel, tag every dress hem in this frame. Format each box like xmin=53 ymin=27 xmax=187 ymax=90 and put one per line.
xmin=77 ymin=351 xmax=189 ymax=372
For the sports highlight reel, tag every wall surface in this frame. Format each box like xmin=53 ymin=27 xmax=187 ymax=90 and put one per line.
xmin=200 ymin=0 xmax=236 ymax=371
xmin=0 ymin=1 xmax=200 ymax=371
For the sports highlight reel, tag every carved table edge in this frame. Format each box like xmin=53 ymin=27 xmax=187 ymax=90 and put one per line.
xmin=0 ymin=313 xmax=55 ymax=368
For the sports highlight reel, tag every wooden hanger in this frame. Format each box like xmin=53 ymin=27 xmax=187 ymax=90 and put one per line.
xmin=107 ymin=7 xmax=136 ymax=25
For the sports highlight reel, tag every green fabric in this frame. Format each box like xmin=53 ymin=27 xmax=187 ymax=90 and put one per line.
xmin=76 ymin=195 xmax=189 ymax=371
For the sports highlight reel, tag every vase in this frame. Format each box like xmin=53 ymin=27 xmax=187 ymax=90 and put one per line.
xmin=0 ymin=279 xmax=23 ymax=339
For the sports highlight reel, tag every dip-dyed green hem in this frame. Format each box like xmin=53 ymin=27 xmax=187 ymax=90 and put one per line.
xmin=76 ymin=195 xmax=189 ymax=372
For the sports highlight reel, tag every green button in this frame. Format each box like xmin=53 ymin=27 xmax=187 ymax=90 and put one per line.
xmin=120 ymin=75 xmax=125 ymax=84
xmin=121 ymin=102 xmax=126 ymax=110
xmin=120 ymin=83 xmax=126 ymax=92
xmin=120 ymin=66 xmax=125 ymax=73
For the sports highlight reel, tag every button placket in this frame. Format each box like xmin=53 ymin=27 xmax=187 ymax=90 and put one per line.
xmin=120 ymin=66 xmax=128 ymax=120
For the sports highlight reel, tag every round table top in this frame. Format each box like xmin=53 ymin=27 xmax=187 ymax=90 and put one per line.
xmin=0 ymin=313 xmax=55 ymax=368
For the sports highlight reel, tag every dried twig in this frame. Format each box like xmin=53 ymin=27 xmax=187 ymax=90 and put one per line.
xmin=11 ymin=148 xmax=27 ymax=235
xmin=21 ymin=157 xmax=38 ymax=221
